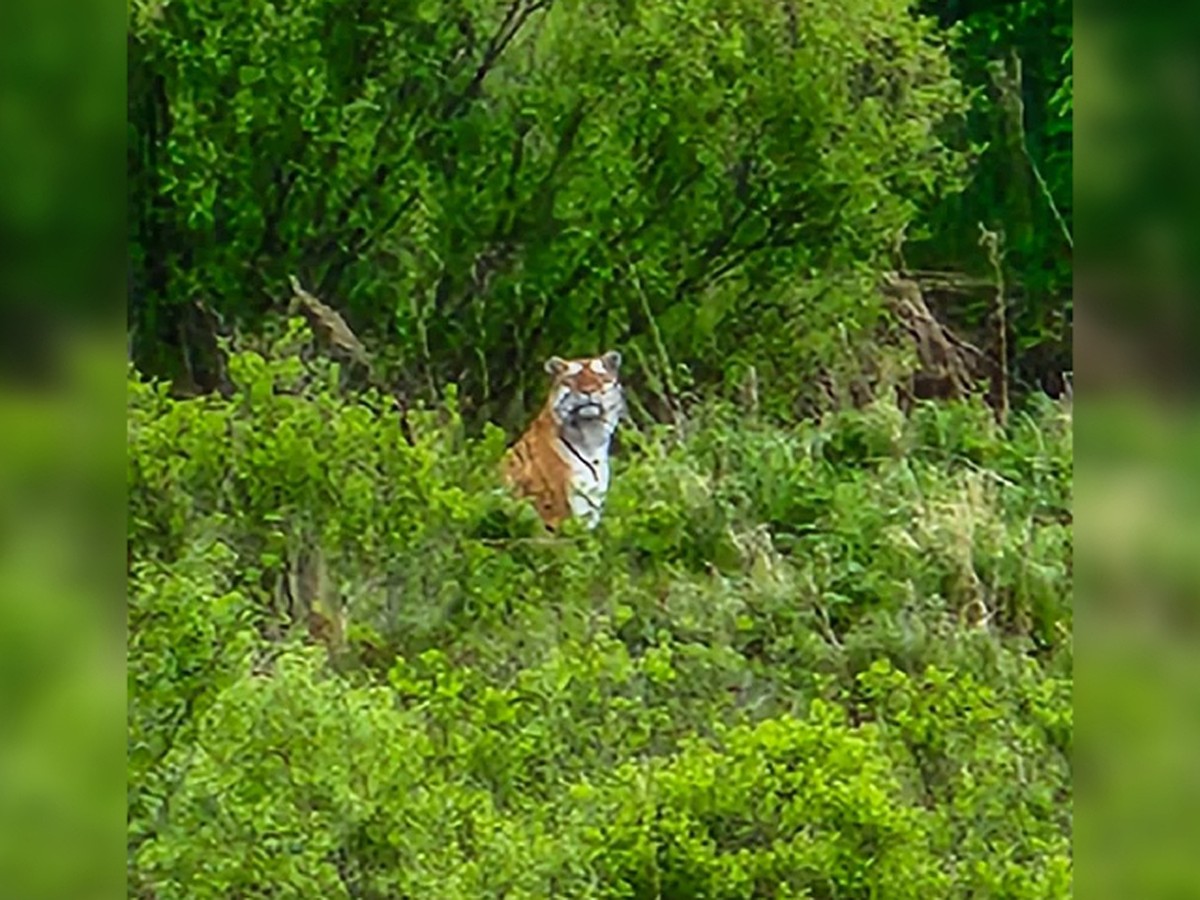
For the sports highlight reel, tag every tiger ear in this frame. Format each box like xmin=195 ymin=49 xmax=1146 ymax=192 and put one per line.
xmin=601 ymin=350 xmax=621 ymax=373
xmin=544 ymin=356 xmax=568 ymax=376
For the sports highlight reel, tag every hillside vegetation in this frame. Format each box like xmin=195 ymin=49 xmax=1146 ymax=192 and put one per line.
xmin=127 ymin=0 xmax=1072 ymax=895
xmin=128 ymin=337 xmax=1071 ymax=897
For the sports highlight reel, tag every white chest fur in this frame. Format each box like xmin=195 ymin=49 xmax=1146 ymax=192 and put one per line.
xmin=547 ymin=366 xmax=623 ymax=529
xmin=554 ymin=423 xmax=615 ymax=529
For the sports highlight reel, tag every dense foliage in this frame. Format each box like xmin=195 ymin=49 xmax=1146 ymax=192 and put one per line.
xmin=128 ymin=340 xmax=1072 ymax=897
xmin=912 ymin=0 xmax=1072 ymax=356
xmin=127 ymin=0 xmax=1071 ymax=414
xmin=129 ymin=0 xmax=974 ymax=420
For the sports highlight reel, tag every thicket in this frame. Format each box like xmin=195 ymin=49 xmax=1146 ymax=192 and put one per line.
xmin=127 ymin=0 xmax=1072 ymax=894
xmin=911 ymin=0 xmax=1072 ymax=364
xmin=128 ymin=0 xmax=1071 ymax=416
xmin=128 ymin=336 xmax=1072 ymax=897
xmin=129 ymin=0 xmax=979 ymax=421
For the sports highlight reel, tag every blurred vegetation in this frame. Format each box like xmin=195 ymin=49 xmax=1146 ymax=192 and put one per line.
xmin=126 ymin=0 xmax=1072 ymax=895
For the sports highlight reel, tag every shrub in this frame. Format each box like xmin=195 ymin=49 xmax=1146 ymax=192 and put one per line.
xmin=588 ymin=704 xmax=950 ymax=898
xmin=129 ymin=0 xmax=967 ymax=418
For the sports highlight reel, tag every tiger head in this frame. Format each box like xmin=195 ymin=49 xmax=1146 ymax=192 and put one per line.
xmin=543 ymin=350 xmax=624 ymax=434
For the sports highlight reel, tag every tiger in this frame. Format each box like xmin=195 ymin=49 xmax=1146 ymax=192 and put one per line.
xmin=501 ymin=350 xmax=625 ymax=530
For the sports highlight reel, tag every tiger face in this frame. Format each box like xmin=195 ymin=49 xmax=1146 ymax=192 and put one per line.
xmin=544 ymin=350 xmax=624 ymax=431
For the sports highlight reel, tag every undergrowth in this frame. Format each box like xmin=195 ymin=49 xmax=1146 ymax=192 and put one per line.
xmin=127 ymin=331 xmax=1072 ymax=898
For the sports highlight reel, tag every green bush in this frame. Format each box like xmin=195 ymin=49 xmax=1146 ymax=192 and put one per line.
xmin=129 ymin=0 xmax=967 ymax=419
xmin=589 ymin=705 xmax=950 ymax=898
xmin=128 ymin=344 xmax=1071 ymax=897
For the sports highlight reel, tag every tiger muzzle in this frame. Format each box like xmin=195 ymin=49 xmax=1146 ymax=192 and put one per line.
xmin=573 ymin=400 xmax=603 ymax=420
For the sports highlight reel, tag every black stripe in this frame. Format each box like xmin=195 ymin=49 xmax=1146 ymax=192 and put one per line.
xmin=559 ymin=436 xmax=597 ymax=481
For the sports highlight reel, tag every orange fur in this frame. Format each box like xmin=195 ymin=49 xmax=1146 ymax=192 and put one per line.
xmin=502 ymin=404 xmax=573 ymax=528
